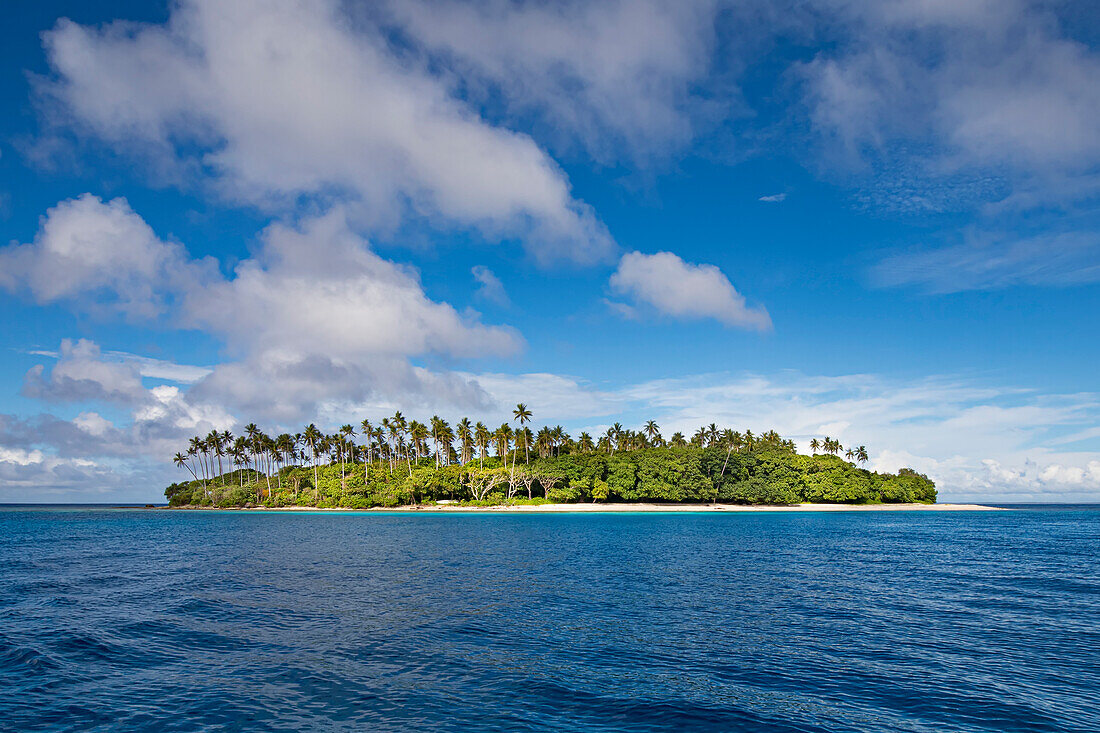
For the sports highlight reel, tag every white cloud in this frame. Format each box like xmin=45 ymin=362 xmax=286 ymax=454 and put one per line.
xmin=72 ymin=412 xmax=114 ymax=437
xmin=22 ymin=338 xmax=147 ymax=404
xmin=104 ymin=352 xmax=213 ymax=384
xmin=8 ymin=358 xmax=1100 ymax=502
xmin=609 ymin=251 xmax=771 ymax=330
xmin=802 ymin=0 xmax=1100 ymax=175
xmin=793 ymin=0 xmax=1100 ymax=289
xmin=873 ymin=230 xmax=1100 ymax=292
xmin=0 ymin=446 xmax=45 ymax=467
xmin=457 ymin=372 xmax=623 ymax=425
xmin=758 ymin=193 xmax=787 ymax=202
xmin=9 ymin=197 xmax=521 ymax=425
xmin=0 ymin=194 xmax=207 ymax=318
xmin=184 ymin=210 xmax=520 ymax=361
xmin=178 ymin=209 xmax=521 ymax=422
xmin=471 ymin=265 xmax=509 ymax=306
xmin=40 ymin=0 xmax=614 ymax=264
xmin=388 ymin=0 xmax=724 ymax=166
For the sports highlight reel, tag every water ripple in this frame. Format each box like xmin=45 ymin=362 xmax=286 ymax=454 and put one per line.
xmin=0 ymin=506 xmax=1098 ymax=731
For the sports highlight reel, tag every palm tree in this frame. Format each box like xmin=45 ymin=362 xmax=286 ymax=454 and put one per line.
xmin=644 ymin=420 xmax=660 ymax=444
xmin=512 ymin=404 xmax=532 ymax=464
xmin=494 ymin=423 xmax=512 ymax=460
xmin=409 ymin=421 xmax=428 ymax=471
xmin=578 ymin=432 xmax=594 ymax=453
xmin=229 ymin=441 xmax=246 ymax=487
xmin=187 ymin=436 xmax=207 ymax=492
xmin=439 ymin=422 xmax=455 ymax=466
xmin=602 ymin=424 xmax=620 ymax=453
xmin=537 ymin=427 xmax=553 ymax=459
xmin=551 ymin=425 xmax=566 ymax=456
xmin=845 ymin=448 xmax=855 ymax=461
xmin=303 ymin=423 xmax=322 ymax=495
xmin=372 ymin=427 xmax=385 ymax=466
xmin=204 ymin=431 xmax=222 ymax=484
xmin=339 ymin=424 xmax=355 ymax=480
xmin=391 ymin=411 xmax=408 ymax=471
xmin=232 ymin=436 xmax=249 ymax=484
xmin=720 ymin=428 xmax=735 ymax=449
xmin=670 ymin=431 xmax=686 ymax=448
xmin=173 ymin=452 xmax=196 ymax=481
xmin=275 ymin=433 xmax=294 ymax=489
xmin=810 ymin=438 xmax=820 ymax=454
xmin=456 ymin=418 xmax=473 ymax=464
xmin=856 ymin=445 xmax=869 ymax=466
xmin=470 ymin=422 xmax=486 ymax=467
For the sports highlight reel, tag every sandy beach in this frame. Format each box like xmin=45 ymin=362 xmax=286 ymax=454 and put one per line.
xmin=166 ymin=502 xmax=1001 ymax=512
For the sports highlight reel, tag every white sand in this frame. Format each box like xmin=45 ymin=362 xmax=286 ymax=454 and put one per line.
xmin=178 ymin=502 xmax=1001 ymax=512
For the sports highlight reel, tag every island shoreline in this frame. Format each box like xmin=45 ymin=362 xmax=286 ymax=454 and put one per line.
xmin=158 ymin=502 xmax=1001 ymax=512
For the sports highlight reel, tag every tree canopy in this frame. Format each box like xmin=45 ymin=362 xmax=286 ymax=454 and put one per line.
xmin=166 ymin=415 xmax=935 ymax=508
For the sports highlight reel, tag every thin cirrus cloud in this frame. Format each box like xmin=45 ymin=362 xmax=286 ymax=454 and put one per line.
xmin=799 ymin=0 xmax=1100 ymax=181
xmin=39 ymin=0 xmax=615 ymax=265
xmin=873 ymin=231 xmax=1100 ymax=292
xmin=794 ymin=0 xmax=1100 ymax=290
xmin=608 ymin=251 xmax=771 ymax=331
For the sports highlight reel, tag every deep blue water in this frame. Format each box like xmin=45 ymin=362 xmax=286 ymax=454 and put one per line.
xmin=1 ymin=506 xmax=1098 ymax=732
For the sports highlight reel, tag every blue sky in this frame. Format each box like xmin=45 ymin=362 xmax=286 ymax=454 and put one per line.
xmin=1 ymin=0 xmax=1099 ymax=502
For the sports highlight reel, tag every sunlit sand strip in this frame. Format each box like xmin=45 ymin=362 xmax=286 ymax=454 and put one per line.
xmin=172 ymin=502 xmax=1002 ymax=512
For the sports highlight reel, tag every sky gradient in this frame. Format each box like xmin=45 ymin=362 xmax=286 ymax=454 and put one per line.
xmin=1 ymin=0 xmax=1099 ymax=503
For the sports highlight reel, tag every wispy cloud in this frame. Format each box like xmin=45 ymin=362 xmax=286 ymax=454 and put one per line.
xmin=758 ymin=193 xmax=786 ymax=202
xmin=471 ymin=265 xmax=510 ymax=306
xmin=873 ymin=231 xmax=1100 ymax=292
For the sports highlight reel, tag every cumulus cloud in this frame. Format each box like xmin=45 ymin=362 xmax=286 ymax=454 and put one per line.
xmin=609 ymin=251 xmax=771 ymax=330
xmin=184 ymin=210 xmax=521 ymax=361
xmin=176 ymin=210 xmax=521 ymax=421
xmin=0 ymin=370 xmax=237 ymax=502
xmin=40 ymin=0 xmax=614 ymax=264
xmin=0 ymin=194 xmax=208 ymax=318
xmin=8 ymin=197 xmax=521 ymax=425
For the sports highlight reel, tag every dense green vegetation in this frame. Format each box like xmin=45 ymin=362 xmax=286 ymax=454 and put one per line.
xmin=166 ymin=407 xmax=935 ymax=507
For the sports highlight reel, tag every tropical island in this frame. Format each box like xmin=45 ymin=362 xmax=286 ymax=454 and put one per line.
xmin=164 ymin=404 xmax=937 ymax=508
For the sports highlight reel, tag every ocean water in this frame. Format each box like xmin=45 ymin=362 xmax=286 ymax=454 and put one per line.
xmin=1 ymin=506 xmax=1098 ymax=732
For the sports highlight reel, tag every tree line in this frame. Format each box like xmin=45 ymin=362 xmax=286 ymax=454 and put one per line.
xmin=167 ymin=404 xmax=932 ymax=507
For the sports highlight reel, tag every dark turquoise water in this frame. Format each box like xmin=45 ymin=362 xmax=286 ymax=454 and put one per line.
xmin=1 ymin=506 xmax=1098 ymax=732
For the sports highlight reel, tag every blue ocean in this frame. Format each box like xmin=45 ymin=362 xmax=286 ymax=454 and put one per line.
xmin=1 ymin=506 xmax=1097 ymax=732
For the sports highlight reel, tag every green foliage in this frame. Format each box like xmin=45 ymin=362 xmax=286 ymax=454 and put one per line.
xmin=165 ymin=446 xmax=936 ymax=508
